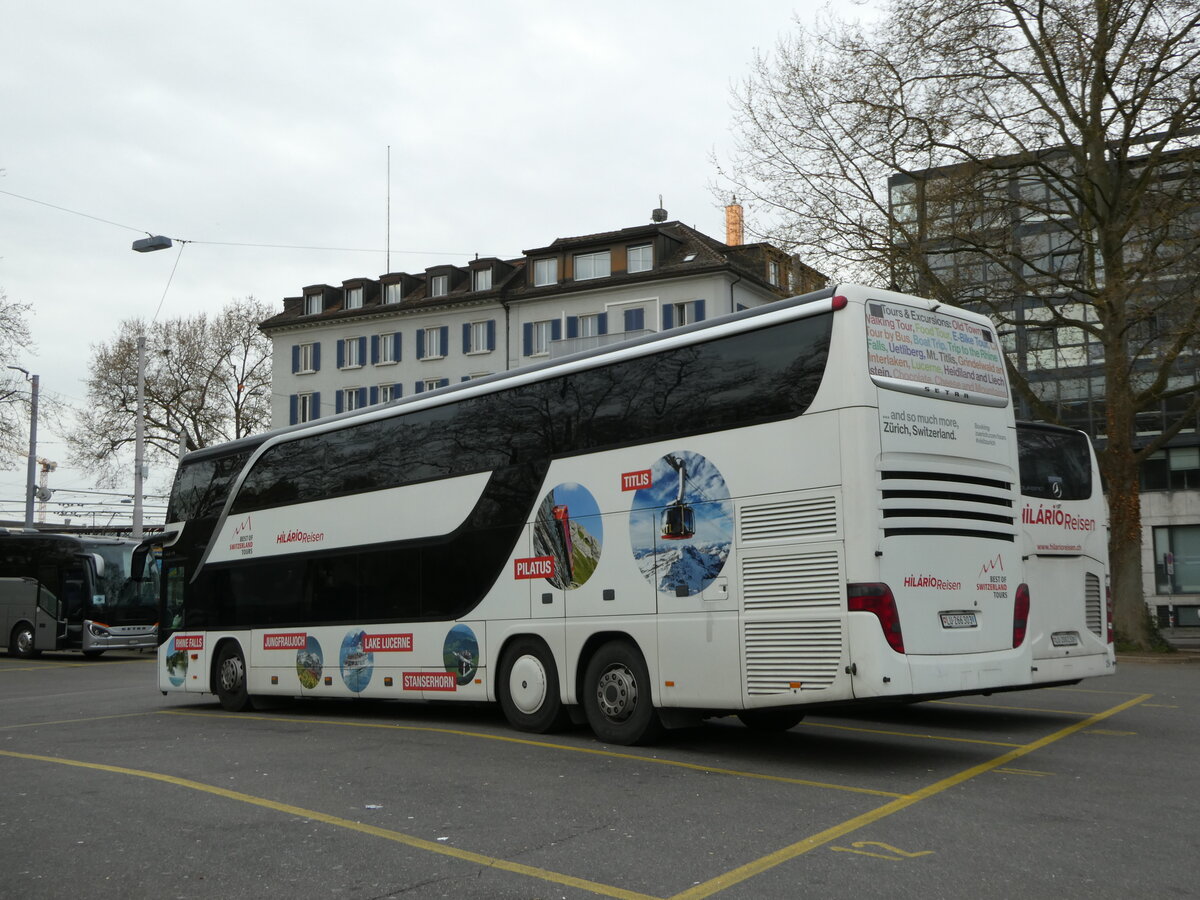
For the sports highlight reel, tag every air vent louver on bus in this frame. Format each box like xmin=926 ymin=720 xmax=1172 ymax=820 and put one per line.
xmin=1085 ymin=572 xmax=1103 ymax=637
xmin=880 ymin=467 xmax=1015 ymax=542
xmin=739 ymin=496 xmax=838 ymax=544
xmin=742 ymin=552 xmax=841 ymax=612
xmin=744 ymin=620 xmax=841 ymax=694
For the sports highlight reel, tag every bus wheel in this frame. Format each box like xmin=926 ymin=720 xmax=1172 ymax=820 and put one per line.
xmin=498 ymin=637 xmax=569 ymax=733
xmin=214 ymin=642 xmax=254 ymax=712
xmin=737 ymin=709 xmax=805 ymax=732
xmin=583 ymin=640 xmax=663 ymax=746
xmin=9 ymin=623 xmax=39 ymax=659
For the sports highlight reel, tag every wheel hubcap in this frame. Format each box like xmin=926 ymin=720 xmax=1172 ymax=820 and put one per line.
xmin=509 ymin=654 xmax=548 ymax=715
xmin=17 ymin=629 xmax=33 ymax=654
xmin=596 ymin=665 xmax=637 ymax=722
xmin=220 ymin=656 xmax=245 ymax=693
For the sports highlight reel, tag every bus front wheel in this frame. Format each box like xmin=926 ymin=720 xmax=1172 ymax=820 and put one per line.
xmin=582 ymin=640 xmax=663 ymax=746
xmin=498 ymin=637 xmax=569 ymax=733
xmin=214 ymin=642 xmax=254 ymax=712
xmin=9 ymin=623 xmax=39 ymax=659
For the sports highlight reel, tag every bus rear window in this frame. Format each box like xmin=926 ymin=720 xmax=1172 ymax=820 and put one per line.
xmin=1017 ymin=426 xmax=1093 ymax=500
xmin=865 ymin=300 xmax=1008 ymax=404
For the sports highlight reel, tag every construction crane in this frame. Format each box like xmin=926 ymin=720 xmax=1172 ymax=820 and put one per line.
xmin=8 ymin=451 xmax=56 ymax=524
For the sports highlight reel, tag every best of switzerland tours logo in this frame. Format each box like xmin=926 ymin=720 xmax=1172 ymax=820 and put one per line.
xmin=229 ymin=516 xmax=253 ymax=555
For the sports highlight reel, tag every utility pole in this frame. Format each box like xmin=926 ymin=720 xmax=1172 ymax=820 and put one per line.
xmin=133 ymin=335 xmax=145 ymax=539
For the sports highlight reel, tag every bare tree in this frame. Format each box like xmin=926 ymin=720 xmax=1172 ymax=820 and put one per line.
xmin=68 ymin=297 xmax=273 ymax=484
xmin=720 ymin=0 xmax=1200 ymax=649
xmin=0 ymin=288 xmax=36 ymax=463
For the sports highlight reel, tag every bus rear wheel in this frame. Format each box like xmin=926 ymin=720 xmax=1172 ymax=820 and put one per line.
xmin=737 ymin=709 xmax=805 ymax=732
xmin=582 ymin=640 xmax=663 ymax=746
xmin=498 ymin=637 xmax=569 ymax=733
xmin=214 ymin=642 xmax=254 ymax=712
xmin=10 ymin=623 xmax=39 ymax=659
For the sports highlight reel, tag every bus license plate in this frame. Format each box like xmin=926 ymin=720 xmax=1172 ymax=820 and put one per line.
xmin=940 ymin=612 xmax=978 ymax=629
xmin=1051 ymin=632 xmax=1080 ymax=647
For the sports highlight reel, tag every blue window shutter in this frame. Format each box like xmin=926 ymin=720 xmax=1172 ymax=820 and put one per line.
xmin=336 ymin=339 xmax=345 ymax=369
xmin=662 ymin=304 xmax=674 ymax=330
xmin=415 ymin=381 xmax=424 ymax=394
xmin=312 ymin=342 xmax=321 ymax=371
xmin=551 ymin=320 xmax=562 ymax=341
xmin=461 ymin=375 xmax=471 ymax=382
xmin=371 ymin=335 xmax=379 ymax=365
xmin=358 ymin=387 xmax=367 ymax=408
xmin=462 ymin=323 xmax=471 ymax=354
xmin=438 ymin=378 xmax=449 ymax=389
xmin=566 ymin=316 xmax=578 ymax=339
xmin=335 ymin=391 xmax=344 ymax=413
xmin=393 ymin=383 xmax=402 ymax=398
xmin=393 ymin=332 xmax=402 ymax=361
xmin=624 ymin=308 xmax=643 ymax=332
xmin=736 ymin=303 xmax=748 ymax=312
xmin=312 ymin=392 xmax=321 ymax=418
xmin=486 ymin=319 xmax=496 ymax=351
xmin=598 ymin=313 xmax=608 ymax=334
xmin=416 ymin=329 xmax=425 ymax=360
xmin=369 ymin=386 xmax=378 ymax=405
xmin=358 ymin=336 xmax=367 ymax=363
xmin=291 ymin=345 xmax=300 ymax=374
xmin=440 ymin=326 xmax=449 ymax=355
xmin=522 ymin=322 xmax=533 ymax=356
xmin=694 ymin=299 xmax=706 ymax=322
xmin=288 ymin=395 xmax=298 ymax=425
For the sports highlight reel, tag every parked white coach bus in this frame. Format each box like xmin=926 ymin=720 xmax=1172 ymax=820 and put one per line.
xmin=1017 ymin=421 xmax=1114 ymax=685
xmin=145 ymin=285 xmax=1032 ymax=744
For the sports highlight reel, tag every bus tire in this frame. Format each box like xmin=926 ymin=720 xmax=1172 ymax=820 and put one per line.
xmin=214 ymin=642 xmax=254 ymax=712
xmin=10 ymin=622 xmax=39 ymax=659
xmin=737 ymin=709 xmax=805 ymax=732
xmin=582 ymin=640 xmax=663 ymax=746
xmin=497 ymin=637 xmax=569 ymax=733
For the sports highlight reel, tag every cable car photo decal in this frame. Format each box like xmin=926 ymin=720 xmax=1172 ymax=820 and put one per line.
xmin=629 ymin=450 xmax=733 ymax=597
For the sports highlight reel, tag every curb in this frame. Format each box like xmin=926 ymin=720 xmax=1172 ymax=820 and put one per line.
xmin=1117 ymin=651 xmax=1200 ymax=665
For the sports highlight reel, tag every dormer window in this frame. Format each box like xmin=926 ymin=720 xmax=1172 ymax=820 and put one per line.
xmin=628 ymin=244 xmax=652 ymax=273
xmin=574 ymin=250 xmax=611 ymax=281
xmin=304 ymin=293 xmax=322 ymax=315
xmin=385 ymin=282 xmax=404 ymax=304
xmin=430 ymin=274 xmax=449 ymax=297
xmin=473 ymin=268 xmax=492 ymax=291
xmin=768 ymin=260 xmax=780 ymax=286
xmin=533 ymin=258 xmax=558 ymax=286
xmin=345 ymin=286 xmax=363 ymax=309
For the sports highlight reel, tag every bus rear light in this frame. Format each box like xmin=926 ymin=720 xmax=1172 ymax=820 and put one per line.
xmin=847 ymin=583 xmax=905 ymax=653
xmin=1106 ymin=586 xmax=1114 ymax=644
xmin=1012 ymin=583 xmax=1031 ymax=648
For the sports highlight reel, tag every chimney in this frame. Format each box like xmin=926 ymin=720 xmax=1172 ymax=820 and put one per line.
xmin=725 ymin=199 xmax=744 ymax=246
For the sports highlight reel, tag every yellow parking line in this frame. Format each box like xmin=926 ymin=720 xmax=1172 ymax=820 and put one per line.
xmin=0 ymin=658 xmax=153 ymax=673
xmin=161 ymin=709 xmax=905 ymax=799
xmin=801 ymin=720 xmax=1021 ymax=748
xmin=666 ymin=693 xmax=1151 ymax=900
xmin=0 ymin=711 xmax=154 ymax=731
xmin=0 ymin=748 xmax=662 ymax=900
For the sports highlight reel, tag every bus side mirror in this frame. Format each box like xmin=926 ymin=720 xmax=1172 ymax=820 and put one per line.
xmin=90 ymin=553 xmax=106 ymax=578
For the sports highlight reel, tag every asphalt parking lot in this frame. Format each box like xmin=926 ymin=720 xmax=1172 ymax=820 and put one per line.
xmin=1 ymin=651 xmax=1196 ymax=900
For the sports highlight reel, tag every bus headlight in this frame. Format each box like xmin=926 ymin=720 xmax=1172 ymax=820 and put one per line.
xmin=87 ymin=622 xmax=112 ymax=638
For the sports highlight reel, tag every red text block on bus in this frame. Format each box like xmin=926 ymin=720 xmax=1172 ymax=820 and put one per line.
xmin=622 ymin=469 xmax=652 ymax=491
xmin=514 ymin=556 xmax=555 ymax=579
xmin=262 ymin=632 xmax=307 ymax=650
xmin=402 ymin=672 xmax=457 ymax=691
xmin=362 ymin=633 xmax=414 ymax=652
xmin=174 ymin=635 xmax=204 ymax=651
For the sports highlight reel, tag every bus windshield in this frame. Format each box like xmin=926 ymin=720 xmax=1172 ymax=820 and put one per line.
xmin=1018 ymin=425 xmax=1093 ymax=501
xmin=86 ymin=541 xmax=161 ymax=623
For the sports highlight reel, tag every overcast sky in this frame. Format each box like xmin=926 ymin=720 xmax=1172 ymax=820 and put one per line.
xmin=0 ymin=1 xmax=842 ymax=526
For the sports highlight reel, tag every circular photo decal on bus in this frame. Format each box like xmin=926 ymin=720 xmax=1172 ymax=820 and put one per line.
xmin=629 ymin=450 xmax=733 ymax=597
xmin=296 ymin=636 xmax=324 ymax=689
xmin=165 ymin=635 xmax=188 ymax=687
xmin=339 ymin=630 xmax=374 ymax=692
xmin=443 ymin=624 xmax=479 ymax=686
xmin=533 ymin=483 xmax=604 ymax=590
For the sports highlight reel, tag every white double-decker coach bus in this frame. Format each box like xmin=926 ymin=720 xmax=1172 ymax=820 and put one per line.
xmin=149 ymin=285 xmax=1031 ymax=744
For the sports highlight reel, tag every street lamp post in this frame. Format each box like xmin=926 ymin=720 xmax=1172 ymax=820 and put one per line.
xmin=130 ymin=234 xmax=173 ymax=539
xmin=7 ymin=366 xmax=38 ymax=530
